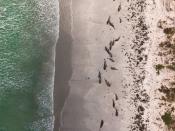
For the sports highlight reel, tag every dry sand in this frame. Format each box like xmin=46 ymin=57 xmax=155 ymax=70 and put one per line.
xmin=54 ymin=0 xmax=175 ymax=131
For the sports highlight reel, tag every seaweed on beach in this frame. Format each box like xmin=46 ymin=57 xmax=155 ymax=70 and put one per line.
xmin=166 ymin=64 xmax=175 ymax=71
xmin=158 ymin=85 xmax=175 ymax=102
xmin=163 ymin=27 xmax=175 ymax=35
xmin=126 ymin=0 xmax=150 ymax=130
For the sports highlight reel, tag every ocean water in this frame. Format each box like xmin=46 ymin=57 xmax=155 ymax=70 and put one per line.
xmin=0 ymin=0 xmax=59 ymax=130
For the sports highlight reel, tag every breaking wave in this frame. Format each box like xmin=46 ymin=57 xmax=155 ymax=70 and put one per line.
xmin=0 ymin=0 xmax=59 ymax=130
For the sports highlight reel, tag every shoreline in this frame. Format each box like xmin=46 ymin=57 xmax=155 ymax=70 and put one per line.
xmin=54 ymin=0 xmax=175 ymax=131
xmin=58 ymin=0 xmax=125 ymax=130
xmin=54 ymin=0 xmax=72 ymax=130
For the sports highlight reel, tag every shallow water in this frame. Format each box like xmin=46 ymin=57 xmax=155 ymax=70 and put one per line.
xmin=0 ymin=0 xmax=59 ymax=130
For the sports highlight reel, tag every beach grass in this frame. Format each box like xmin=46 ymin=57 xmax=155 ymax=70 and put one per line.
xmin=155 ymin=64 xmax=165 ymax=74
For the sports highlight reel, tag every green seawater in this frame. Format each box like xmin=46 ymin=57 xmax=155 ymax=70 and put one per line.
xmin=0 ymin=0 xmax=59 ymax=130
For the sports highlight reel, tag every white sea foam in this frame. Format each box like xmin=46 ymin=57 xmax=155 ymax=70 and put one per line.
xmin=30 ymin=0 xmax=59 ymax=130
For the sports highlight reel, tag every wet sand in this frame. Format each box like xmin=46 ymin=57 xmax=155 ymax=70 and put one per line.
xmin=54 ymin=0 xmax=72 ymax=130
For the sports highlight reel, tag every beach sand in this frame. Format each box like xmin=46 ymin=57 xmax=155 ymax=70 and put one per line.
xmin=54 ymin=0 xmax=175 ymax=131
xmin=56 ymin=0 xmax=127 ymax=131
xmin=54 ymin=0 xmax=72 ymax=130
